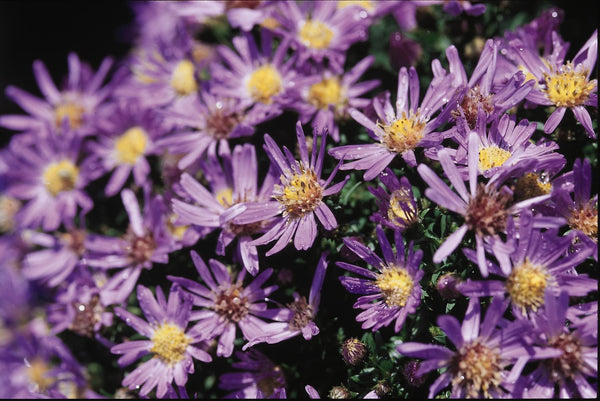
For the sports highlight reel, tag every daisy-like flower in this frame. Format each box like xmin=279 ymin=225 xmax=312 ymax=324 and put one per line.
xmin=368 ymin=168 xmax=419 ymax=233
xmin=271 ymin=1 xmax=370 ymax=72
xmin=336 ymin=226 xmax=424 ymax=332
xmin=232 ymin=121 xmax=349 ymax=256
xmin=210 ymin=30 xmax=297 ymax=119
xmin=86 ymin=187 xmax=179 ymax=306
xmin=0 ymin=53 xmax=113 ymax=137
xmin=2 ymin=131 xmax=93 ymax=231
xmin=21 ymin=226 xmax=89 ymax=288
xmin=552 ymin=158 xmax=598 ymax=260
xmin=508 ymin=29 xmax=598 ymax=138
xmin=289 ymin=55 xmax=380 ymax=142
xmin=111 ymin=284 xmax=212 ymax=399
xmin=171 ymin=143 xmax=278 ymax=275
xmin=218 ymin=349 xmax=287 ymax=399
xmin=243 ymin=252 xmax=328 ymax=348
xmin=156 ymin=86 xmax=273 ymax=170
xmin=168 ymin=250 xmax=286 ymax=358
xmin=114 ymin=37 xmax=202 ymax=109
xmin=513 ymin=291 xmax=598 ymax=399
xmin=396 ymin=296 xmax=536 ymax=398
xmin=458 ymin=210 xmax=596 ymax=318
xmin=329 ymin=64 xmax=456 ymax=180
xmin=84 ymin=101 xmax=167 ymax=196
xmin=417 ymin=131 xmax=556 ymax=276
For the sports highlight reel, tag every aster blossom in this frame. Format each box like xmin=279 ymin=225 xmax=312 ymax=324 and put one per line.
xmin=168 ymin=250 xmax=287 ymax=358
xmin=111 ymin=284 xmax=212 ymax=399
xmin=232 ymin=121 xmax=349 ymax=256
xmin=336 ymin=225 xmax=424 ymax=333
xmin=396 ymin=296 xmax=536 ymax=398
xmin=329 ymin=63 xmax=456 ymax=180
xmin=243 ymin=252 xmax=328 ymax=348
xmin=508 ymin=29 xmax=598 ymax=138
xmin=0 ymin=52 xmax=114 ymax=137
xmin=368 ymin=168 xmax=419 ymax=233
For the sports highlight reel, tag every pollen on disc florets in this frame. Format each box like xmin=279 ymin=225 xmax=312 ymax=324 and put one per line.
xmin=150 ymin=323 xmax=191 ymax=365
xmin=379 ymin=112 xmax=426 ymax=154
xmin=543 ymin=61 xmax=596 ymax=108
xmin=449 ymin=339 xmax=504 ymax=398
xmin=275 ymin=165 xmax=323 ymax=219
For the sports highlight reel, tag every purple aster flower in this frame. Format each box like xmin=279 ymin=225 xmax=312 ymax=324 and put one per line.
xmin=507 ymin=29 xmax=598 ymax=138
xmin=458 ymin=210 xmax=596 ymax=317
xmin=210 ymin=30 xmax=297 ymax=119
xmin=86 ymin=187 xmax=179 ymax=306
xmin=431 ymin=112 xmax=566 ymax=182
xmin=111 ymin=284 xmax=212 ymax=399
xmin=172 ymin=143 xmax=278 ymax=276
xmin=551 ymin=158 xmax=598 ymax=260
xmin=441 ymin=39 xmax=534 ymax=133
xmin=329 ymin=64 xmax=456 ymax=180
xmin=84 ymin=101 xmax=168 ymax=196
xmin=21 ymin=226 xmax=89 ymax=288
xmin=218 ymin=348 xmax=286 ymax=399
xmin=336 ymin=226 xmax=424 ymax=332
xmin=0 ymin=317 xmax=90 ymax=398
xmin=156 ymin=86 xmax=272 ymax=170
xmin=417 ymin=131 xmax=557 ymax=276
xmin=289 ymin=55 xmax=380 ymax=142
xmin=368 ymin=168 xmax=419 ymax=233
xmin=0 ymin=53 xmax=114 ymax=137
xmin=168 ymin=250 xmax=286 ymax=358
xmin=396 ymin=296 xmax=536 ymax=398
xmin=513 ymin=291 xmax=597 ymax=398
xmin=271 ymin=1 xmax=370 ymax=72
xmin=243 ymin=252 xmax=328 ymax=348
xmin=114 ymin=37 xmax=202 ymax=109
xmin=2 ymin=131 xmax=93 ymax=231
xmin=232 ymin=121 xmax=349 ymax=256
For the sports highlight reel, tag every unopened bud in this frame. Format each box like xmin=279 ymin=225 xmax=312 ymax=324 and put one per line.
xmin=436 ymin=272 xmax=462 ymax=299
xmin=328 ymin=385 xmax=351 ymax=399
xmin=341 ymin=337 xmax=367 ymax=366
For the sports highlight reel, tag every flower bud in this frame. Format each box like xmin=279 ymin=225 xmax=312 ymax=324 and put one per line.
xmin=389 ymin=32 xmax=422 ymax=70
xmin=341 ymin=337 xmax=367 ymax=366
xmin=436 ymin=272 xmax=462 ymax=299
xmin=328 ymin=385 xmax=351 ymax=399
xmin=402 ymin=360 xmax=427 ymax=387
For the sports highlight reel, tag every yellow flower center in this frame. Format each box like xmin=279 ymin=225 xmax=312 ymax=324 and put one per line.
xmin=478 ymin=146 xmax=512 ymax=172
xmin=43 ymin=159 xmax=79 ymax=196
xmin=379 ymin=112 xmax=426 ymax=154
xmin=513 ymin=172 xmax=552 ymax=202
xmin=55 ymin=102 xmax=85 ymax=129
xmin=216 ymin=187 xmax=234 ymax=208
xmin=150 ymin=323 xmax=191 ymax=366
xmin=167 ymin=214 xmax=188 ymax=240
xmin=450 ymin=339 xmax=503 ymax=398
xmin=308 ymin=77 xmax=343 ymax=110
xmin=260 ymin=17 xmax=280 ymax=30
xmin=275 ymin=166 xmax=323 ymax=218
xmin=171 ymin=59 xmax=198 ymax=96
xmin=27 ymin=357 xmax=55 ymax=392
xmin=387 ymin=188 xmax=417 ymax=227
xmin=569 ymin=200 xmax=598 ymax=242
xmin=247 ymin=64 xmax=282 ymax=104
xmin=115 ymin=126 xmax=149 ymax=165
xmin=543 ymin=62 xmax=596 ymax=108
xmin=214 ymin=284 xmax=250 ymax=322
xmin=375 ymin=264 xmax=414 ymax=307
xmin=506 ymin=258 xmax=549 ymax=315
xmin=337 ymin=0 xmax=373 ymax=10
xmin=299 ymin=20 xmax=334 ymax=49
xmin=517 ymin=64 xmax=538 ymax=84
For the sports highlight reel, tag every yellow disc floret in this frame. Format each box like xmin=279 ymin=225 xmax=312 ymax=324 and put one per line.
xmin=55 ymin=102 xmax=86 ymax=129
xmin=150 ymin=323 xmax=190 ymax=366
xmin=379 ymin=112 xmax=426 ymax=154
xmin=569 ymin=200 xmax=598 ymax=242
xmin=43 ymin=159 xmax=79 ymax=196
xmin=275 ymin=166 xmax=323 ymax=219
xmin=299 ymin=20 xmax=334 ymax=49
xmin=308 ymin=77 xmax=343 ymax=110
xmin=450 ymin=339 xmax=503 ymax=398
xmin=543 ymin=61 xmax=596 ymax=108
xmin=115 ymin=126 xmax=149 ymax=165
xmin=513 ymin=172 xmax=552 ymax=201
xmin=247 ymin=64 xmax=282 ymax=104
xmin=27 ymin=357 xmax=55 ymax=393
xmin=375 ymin=264 xmax=414 ymax=307
xmin=171 ymin=59 xmax=198 ymax=96
xmin=478 ymin=146 xmax=512 ymax=172
xmin=216 ymin=187 xmax=234 ymax=208
xmin=387 ymin=188 xmax=417 ymax=227
xmin=506 ymin=258 xmax=550 ymax=314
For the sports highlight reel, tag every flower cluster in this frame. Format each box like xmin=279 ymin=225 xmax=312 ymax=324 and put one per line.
xmin=0 ymin=1 xmax=597 ymax=399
